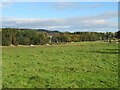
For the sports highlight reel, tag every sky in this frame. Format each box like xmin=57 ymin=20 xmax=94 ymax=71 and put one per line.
xmin=1 ymin=2 xmax=118 ymax=32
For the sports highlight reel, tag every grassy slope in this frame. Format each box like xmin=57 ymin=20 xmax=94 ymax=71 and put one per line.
xmin=2 ymin=42 xmax=119 ymax=88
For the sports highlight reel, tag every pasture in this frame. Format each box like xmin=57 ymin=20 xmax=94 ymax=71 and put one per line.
xmin=2 ymin=42 xmax=119 ymax=88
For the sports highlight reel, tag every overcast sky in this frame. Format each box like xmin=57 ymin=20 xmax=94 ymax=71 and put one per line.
xmin=1 ymin=2 xmax=118 ymax=32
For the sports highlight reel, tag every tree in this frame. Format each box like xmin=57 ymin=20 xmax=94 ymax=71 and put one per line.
xmin=115 ymin=30 xmax=120 ymax=39
xmin=39 ymin=33 xmax=48 ymax=45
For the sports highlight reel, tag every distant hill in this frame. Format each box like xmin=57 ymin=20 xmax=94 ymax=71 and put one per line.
xmin=2 ymin=28 xmax=61 ymax=34
xmin=37 ymin=29 xmax=60 ymax=34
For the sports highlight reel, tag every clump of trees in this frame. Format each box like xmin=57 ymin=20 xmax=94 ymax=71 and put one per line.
xmin=2 ymin=28 xmax=48 ymax=46
xmin=1 ymin=28 xmax=119 ymax=46
xmin=115 ymin=30 xmax=120 ymax=42
xmin=115 ymin=30 xmax=120 ymax=39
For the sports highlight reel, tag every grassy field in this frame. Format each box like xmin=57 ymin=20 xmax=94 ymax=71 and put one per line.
xmin=2 ymin=41 xmax=119 ymax=88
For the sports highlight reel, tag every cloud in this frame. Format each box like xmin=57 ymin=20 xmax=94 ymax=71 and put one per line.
xmin=1 ymin=0 xmax=119 ymax=2
xmin=0 ymin=2 xmax=13 ymax=8
xmin=52 ymin=2 xmax=103 ymax=11
xmin=89 ymin=3 xmax=102 ymax=8
xmin=52 ymin=2 xmax=80 ymax=10
xmin=2 ymin=11 xmax=118 ymax=32
xmin=0 ymin=3 xmax=2 ymax=8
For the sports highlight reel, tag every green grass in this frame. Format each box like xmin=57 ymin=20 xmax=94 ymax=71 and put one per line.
xmin=2 ymin=41 xmax=119 ymax=88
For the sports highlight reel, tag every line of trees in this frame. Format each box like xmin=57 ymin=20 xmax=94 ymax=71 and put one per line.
xmin=1 ymin=28 xmax=119 ymax=46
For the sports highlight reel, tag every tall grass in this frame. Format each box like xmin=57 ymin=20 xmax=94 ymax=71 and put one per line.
xmin=2 ymin=42 xmax=119 ymax=88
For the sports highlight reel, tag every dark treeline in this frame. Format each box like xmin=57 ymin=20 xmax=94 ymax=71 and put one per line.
xmin=1 ymin=28 xmax=120 ymax=46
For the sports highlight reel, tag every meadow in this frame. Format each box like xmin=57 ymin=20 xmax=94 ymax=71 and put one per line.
xmin=2 ymin=41 xmax=119 ymax=88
